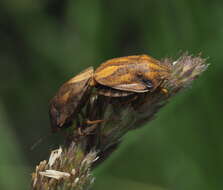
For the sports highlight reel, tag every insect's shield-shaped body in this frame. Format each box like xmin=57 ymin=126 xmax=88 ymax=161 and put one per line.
xmin=49 ymin=67 xmax=94 ymax=132
xmin=94 ymin=55 xmax=170 ymax=95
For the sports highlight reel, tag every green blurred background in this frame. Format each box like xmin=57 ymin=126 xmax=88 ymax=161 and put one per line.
xmin=0 ymin=0 xmax=222 ymax=189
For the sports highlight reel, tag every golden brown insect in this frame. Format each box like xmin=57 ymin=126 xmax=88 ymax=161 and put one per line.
xmin=49 ymin=54 xmax=170 ymax=132
xmin=94 ymin=55 xmax=170 ymax=96
xmin=49 ymin=67 xmax=94 ymax=132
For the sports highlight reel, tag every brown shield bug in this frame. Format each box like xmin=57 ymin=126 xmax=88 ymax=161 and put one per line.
xmin=49 ymin=54 xmax=170 ymax=132
xmin=49 ymin=67 xmax=94 ymax=132
xmin=94 ymin=55 xmax=170 ymax=96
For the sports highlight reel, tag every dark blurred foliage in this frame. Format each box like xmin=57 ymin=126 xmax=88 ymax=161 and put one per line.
xmin=0 ymin=0 xmax=222 ymax=190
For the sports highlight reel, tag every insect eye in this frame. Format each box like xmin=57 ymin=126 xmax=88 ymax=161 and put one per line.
xmin=142 ymin=79 xmax=153 ymax=89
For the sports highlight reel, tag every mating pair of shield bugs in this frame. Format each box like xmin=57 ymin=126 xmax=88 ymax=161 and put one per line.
xmin=49 ymin=54 xmax=170 ymax=133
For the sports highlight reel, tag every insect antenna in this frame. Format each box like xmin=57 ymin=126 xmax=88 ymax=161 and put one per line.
xmin=29 ymin=132 xmax=52 ymax=151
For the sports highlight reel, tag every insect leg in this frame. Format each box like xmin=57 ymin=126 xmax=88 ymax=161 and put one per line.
xmin=119 ymin=94 xmax=138 ymax=105
xmin=85 ymin=119 xmax=104 ymax=125
xmin=84 ymin=94 xmax=105 ymax=132
xmin=75 ymin=114 xmax=85 ymax=136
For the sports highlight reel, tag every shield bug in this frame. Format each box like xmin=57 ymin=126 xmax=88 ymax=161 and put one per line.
xmin=94 ymin=55 xmax=170 ymax=96
xmin=49 ymin=67 xmax=94 ymax=132
xmin=49 ymin=54 xmax=170 ymax=132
